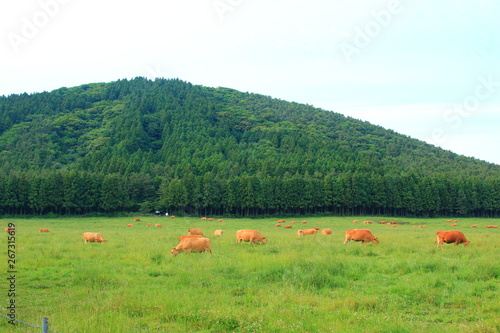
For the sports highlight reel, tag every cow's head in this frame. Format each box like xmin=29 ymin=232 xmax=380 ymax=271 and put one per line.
xmin=171 ymin=247 xmax=180 ymax=257
xmin=372 ymin=237 xmax=379 ymax=244
xmin=464 ymin=240 xmax=470 ymax=246
xmin=261 ymin=237 xmax=268 ymax=244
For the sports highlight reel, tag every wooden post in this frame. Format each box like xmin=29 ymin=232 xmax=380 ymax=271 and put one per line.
xmin=42 ymin=317 xmax=49 ymax=333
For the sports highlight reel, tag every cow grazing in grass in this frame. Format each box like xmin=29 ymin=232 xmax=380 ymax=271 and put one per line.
xmin=321 ymin=229 xmax=332 ymax=235
xmin=435 ymin=230 xmax=470 ymax=248
xmin=214 ymin=230 xmax=224 ymax=237
xmin=39 ymin=229 xmax=50 ymax=232
xmin=127 ymin=224 xmax=133 ymax=227
xmin=344 ymin=229 xmax=379 ymax=245
xmin=83 ymin=232 xmax=107 ymax=244
xmin=155 ymin=224 xmax=163 ymax=227
xmin=188 ymin=228 xmax=204 ymax=236
xmin=297 ymin=229 xmax=317 ymax=236
xmin=178 ymin=235 xmax=203 ymax=241
xmin=236 ymin=230 xmax=267 ymax=244
xmin=171 ymin=237 xmax=211 ymax=257
xmin=134 ymin=218 xmax=140 ymax=222
xmin=486 ymin=225 xmax=498 ymax=228
xmin=284 ymin=225 xmax=292 ymax=229
xmin=146 ymin=223 xmax=152 ymax=227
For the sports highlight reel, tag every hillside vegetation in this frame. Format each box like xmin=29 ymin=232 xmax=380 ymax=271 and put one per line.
xmin=0 ymin=78 xmax=499 ymax=216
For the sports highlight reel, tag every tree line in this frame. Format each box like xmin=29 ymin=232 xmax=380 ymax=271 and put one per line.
xmin=0 ymin=170 xmax=498 ymax=217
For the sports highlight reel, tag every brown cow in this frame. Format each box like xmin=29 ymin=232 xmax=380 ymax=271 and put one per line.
xmin=236 ymin=230 xmax=267 ymax=244
xmin=435 ymin=230 xmax=470 ymax=248
xmin=214 ymin=230 xmax=224 ymax=237
xmin=275 ymin=224 xmax=282 ymax=227
xmin=486 ymin=225 xmax=498 ymax=228
xmin=217 ymin=219 xmax=223 ymax=222
xmin=297 ymin=229 xmax=317 ymax=236
xmin=171 ymin=237 xmax=211 ymax=257
xmin=39 ymin=229 xmax=50 ymax=232
xmin=83 ymin=232 xmax=107 ymax=244
xmin=127 ymin=224 xmax=133 ymax=227
xmin=178 ymin=235 xmax=203 ymax=241
xmin=284 ymin=225 xmax=292 ymax=229
xmin=146 ymin=223 xmax=152 ymax=227
xmin=344 ymin=229 xmax=379 ymax=245
xmin=5 ymin=228 xmax=15 ymax=233
xmin=134 ymin=218 xmax=140 ymax=222
xmin=321 ymin=229 xmax=332 ymax=235
xmin=155 ymin=224 xmax=163 ymax=227
xmin=188 ymin=228 xmax=204 ymax=236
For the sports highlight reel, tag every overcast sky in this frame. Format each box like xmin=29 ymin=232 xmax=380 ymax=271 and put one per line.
xmin=1 ymin=0 xmax=499 ymax=165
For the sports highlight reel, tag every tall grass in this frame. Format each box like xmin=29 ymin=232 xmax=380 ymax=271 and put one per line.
xmin=1 ymin=216 xmax=499 ymax=332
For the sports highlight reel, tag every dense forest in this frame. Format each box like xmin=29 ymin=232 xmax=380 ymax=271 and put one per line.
xmin=0 ymin=77 xmax=499 ymax=217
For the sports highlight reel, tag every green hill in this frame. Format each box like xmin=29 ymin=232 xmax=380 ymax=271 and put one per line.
xmin=0 ymin=77 xmax=499 ymax=216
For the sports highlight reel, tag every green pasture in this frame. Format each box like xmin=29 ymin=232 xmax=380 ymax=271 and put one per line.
xmin=1 ymin=216 xmax=499 ymax=332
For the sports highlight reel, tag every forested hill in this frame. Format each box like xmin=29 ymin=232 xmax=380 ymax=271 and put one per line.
xmin=0 ymin=77 xmax=499 ymax=217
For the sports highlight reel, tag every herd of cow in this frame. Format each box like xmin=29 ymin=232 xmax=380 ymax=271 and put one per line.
xmin=76 ymin=224 xmax=475 ymax=257
xmin=8 ymin=218 xmax=494 ymax=256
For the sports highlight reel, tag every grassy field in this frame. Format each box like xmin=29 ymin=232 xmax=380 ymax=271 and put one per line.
xmin=1 ymin=216 xmax=499 ymax=332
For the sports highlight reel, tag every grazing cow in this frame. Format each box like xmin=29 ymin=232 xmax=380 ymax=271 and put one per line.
xmin=420 ymin=225 xmax=427 ymax=228
xmin=146 ymin=223 xmax=152 ymax=227
xmin=217 ymin=219 xmax=223 ymax=222
xmin=83 ymin=232 xmax=107 ymax=244
xmin=170 ymin=215 xmax=176 ymax=218
xmin=471 ymin=225 xmax=477 ymax=228
xmin=321 ymin=229 xmax=332 ymax=235
xmin=291 ymin=221 xmax=296 ymax=224
xmin=297 ymin=229 xmax=317 ymax=236
xmin=275 ymin=224 xmax=282 ymax=227
xmin=314 ymin=227 xmax=320 ymax=230
xmin=201 ymin=217 xmax=207 ymax=221
xmin=188 ymin=228 xmax=204 ymax=236
xmin=344 ymin=229 xmax=379 ymax=245
xmin=214 ymin=230 xmax=224 ymax=237
xmin=178 ymin=235 xmax=203 ymax=241
xmin=236 ymin=230 xmax=267 ymax=244
xmin=39 ymin=229 xmax=50 ymax=232
xmin=171 ymin=237 xmax=211 ymax=257
xmin=155 ymin=224 xmax=163 ymax=227
xmin=302 ymin=221 xmax=308 ymax=224
xmin=5 ymin=228 xmax=15 ymax=233
xmin=451 ymin=223 xmax=458 ymax=227
xmin=284 ymin=225 xmax=292 ymax=229
xmin=353 ymin=220 xmax=359 ymax=223
xmin=127 ymin=224 xmax=133 ymax=227
xmin=435 ymin=230 xmax=470 ymax=248
xmin=208 ymin=218 xmax=214 ymax=221
xmin=134 ymin=218 xmax=140 ymax=222
xmin=486 ymin=225 xmax=498 ymax=228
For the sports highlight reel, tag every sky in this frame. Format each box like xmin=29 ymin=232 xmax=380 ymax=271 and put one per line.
xmin=1 ymin=0 xmax=499 ymax=165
